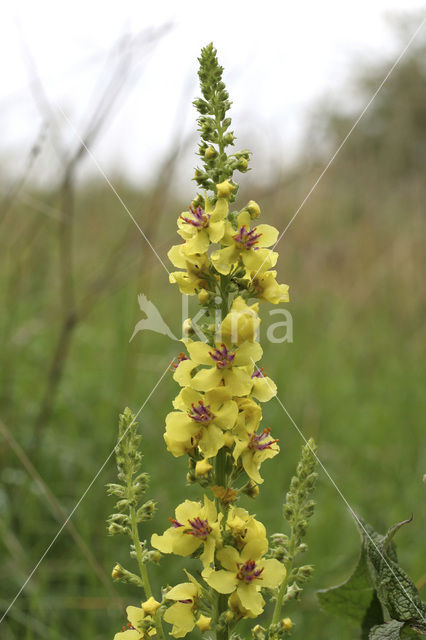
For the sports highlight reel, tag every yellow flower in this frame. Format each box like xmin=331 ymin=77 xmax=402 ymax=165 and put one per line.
xmin=196 ymin=614 xmax=212 ymax=631
xmin=168 ymin=245 xmax=212 ymax=295
xmin=177 ymin=196 xmax=228 ymax=254
xmin=233 ymin=426 xmax=279 ymax=484
xmin=113 ymin=605 xmax=155 ymax=640
xmin=249 ymin=367 xmax=277 ymax=402
xmin=164 ymin=387 xmax=238 ymax=458
xmin=211 ymin=211 xmax=278 ymax=276
xmin=220 ymin=296 xmax=260 ymax=345
xmin=204 ymin=538 xmax=285 ymax=616
xmin=226 ymin=506 xmax=267 ymax=550
xmin=175 ymin=340 xmax=262 ymax=396
xmin=163 ymin=573 xmax=202 ymax=638
xmin=151 ymin=496 xmax=221 ymax=574
xmin=249 ymin=270 xmax=289 ymax=304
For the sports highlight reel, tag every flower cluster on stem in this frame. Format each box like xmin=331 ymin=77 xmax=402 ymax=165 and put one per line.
xmin=108 ymin=43 xmax=317 ymax=640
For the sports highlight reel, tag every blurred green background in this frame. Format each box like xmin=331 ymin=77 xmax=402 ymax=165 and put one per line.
xmin=0 ymin=26 xmax=425 ymax=640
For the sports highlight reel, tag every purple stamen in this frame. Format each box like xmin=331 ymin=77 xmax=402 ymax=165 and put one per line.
xmin=248 ymin=428 xmax=279 ymax=451
xmin=209 ymin=343 xmax=236 ymax=369
xmin=169 ymin=518 xmax=184 ymax=528
xmin=180 ymin=205 xmax=210 ymax=229
xmin=188 ymin=401 xmax=215 ymax=423
xmin=170 ymin=352 xmax=188 ymax=371
xmin=178 ymin=599 xmax=193 ymax=604
xmin=233 ymin=225 xmax=262 ymax=249
xmin=251 ymin=367 xmax=265 ymax=379
xmin=186 ymin=517 xmax=212 ymax=539
xmin=236 ymin=560 xmax=264 ymax=583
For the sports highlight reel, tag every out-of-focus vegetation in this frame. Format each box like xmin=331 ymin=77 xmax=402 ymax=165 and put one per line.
xmin=0 ymin=21 xmax=425 ymax=640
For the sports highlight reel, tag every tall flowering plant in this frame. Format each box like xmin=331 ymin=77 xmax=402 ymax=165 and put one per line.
xmin=107 ymin=44 xmax=317 ymax=640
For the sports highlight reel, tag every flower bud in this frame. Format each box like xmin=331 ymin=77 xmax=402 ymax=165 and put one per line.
xmin=182 ymin=318 xmax=194 ymax=336
xmin=137 ymin=500 xmax=156 ymax=521
xmin=107 ymin=522 xmax=127 ymax=535
xmin=247 ymin=200 xmax=261 ymax=219
xmin=241 ymin=480 xmax=259 ymax=498
xmin=198 ymin=288 xmax=210 ymax=304
xmin=147 ymin=550 xmax=162 ymax=564
xmin=216 ymin=180 xmax=235 ymax=199
xmin=111 ymin=563 xmax=124 ymax=580
xmin=223 ymin=132 xmax=235 ymax=145
xmin=142 ymin=596 xmax=161 ymax=616
xmin=252 ymin=624 xmax=266 ymax=639
xmin=281 ymin=617 xmax=293 ymax=631
xmin=204 ymin=146 xmax=218 ymax=159
xmin=195 ymin=458 xmax=213 ymax=477
xmin=196 ymin=615 xmax=212 ymax=631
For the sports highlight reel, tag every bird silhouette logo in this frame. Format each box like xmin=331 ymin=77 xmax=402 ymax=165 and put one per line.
xmin=130 ymin=294 xmax=178 ymax=342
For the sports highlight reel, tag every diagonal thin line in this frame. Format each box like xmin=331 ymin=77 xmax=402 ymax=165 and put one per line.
xmin=53 ymin=103 xmax=171 ymax=276
xmin=251 ymin=359 xmax=426 ymax=622
xmin=250 ymin=15 xmax=426 ymax=284
xmin=0 ymin=359 xmax=172 ymax=625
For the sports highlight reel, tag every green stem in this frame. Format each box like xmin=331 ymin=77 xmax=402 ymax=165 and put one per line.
xmin=271 ymin=526 xmax=297 ymax=626
xmin=214 ymin=99 xmax=226 ymax=183
xmin=130 ymin=506 xmax=165 ymax=640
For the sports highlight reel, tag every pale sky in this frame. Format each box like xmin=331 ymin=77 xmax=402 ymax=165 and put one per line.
xmin=1 ymin=1 xmax=425 ymax=188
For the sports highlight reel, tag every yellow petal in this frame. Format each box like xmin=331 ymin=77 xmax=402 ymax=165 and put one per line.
xmin=168 ymin=244 xmax=187 ymax=268
xmin=172 ymin=387 xmax=202 ymax=411
xmin=208 ymin=220 xmax=226 ymax=243
xmin=173 ymin=359 xmax=195 ymax=386
xmin=211 ymin=245 xmax=239 ymax=275
xmin=261 ymin=558 xmax=286 ymax=588
xmin=213 ymin=399 xmax=238 ymax=430
xmin=190 ymin=367 xmax=223 ymax=391
xmin=187 ymin=341 xmax=213 ymax=365
xmin=126 ymin=605 xmax=145 ymax=628
xmin=237 ymin=210 xmax=251 ymax=228
xmin=205 ymin=569 xmax=237 ymax=594
xmin=233 ymin=341 xmax=263 ymax=366
xmin=222 ymin=367 xmax=252 ymax=396
xmin=114 ymin=631 xmax=141 ymax=640
xmin=251 ymin=376 xmax=277 ymax=402
xmin=217 ymin=545 xmax=241 ymax=571
xmin=151 ymin=530 xmax=174 ymax=554
xmin=255 ymin=224 xmax=279 ymax=247
xmin=241 ymin=537 xmax=268 ymax=562
xmin=166 ymin=582 xmax=197 ymax=601
xmin=210 ymin=197 xmax=228 ymax=221
xmin=242 ymin=248 xmax=278 ymax=273
xmin=163 ymin=601 xmax=195 ymax=638
xmin=236 ymin=583 xmax=264 ymax=616
xmin=184 ymin=229 xmax=210 ymax=254
xmin=199 ymin=423 xmax=225 ymax=458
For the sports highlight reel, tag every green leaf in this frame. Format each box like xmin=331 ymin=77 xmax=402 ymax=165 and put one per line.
xmin=318 ymin=518 xmax=426 ymax=639
xmin=360 ymin=519 xmax=426 ymax=624
xmin=369 ymin=620 xmax=405 ymax=639
xmin=317 ymin=546 xmax=384 ymax=637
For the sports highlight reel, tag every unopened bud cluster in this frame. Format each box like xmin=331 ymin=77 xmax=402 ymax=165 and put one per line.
xmin=193 ymin=43 xmax=251 ymax=200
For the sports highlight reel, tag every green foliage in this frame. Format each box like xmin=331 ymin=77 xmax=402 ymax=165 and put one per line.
xmin=193 ymin=42 xmax=251 ymax=200
xmin=318 ymin=519 xmax=426 ymax=639
xmin=267 ymin=440 xmax=318 ymax=633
